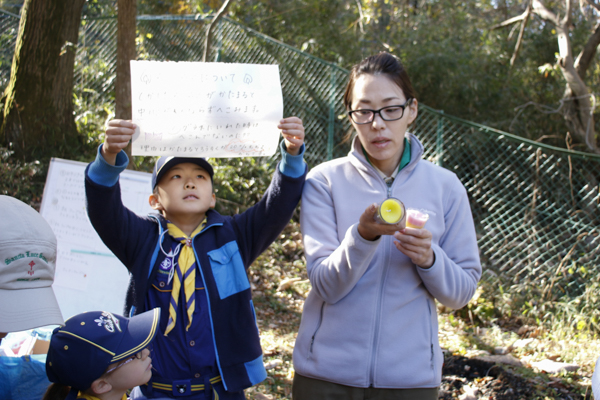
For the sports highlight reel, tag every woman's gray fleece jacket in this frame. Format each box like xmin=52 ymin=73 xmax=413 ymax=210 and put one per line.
xmin=293 ymin=134 xmax=482 ymax=389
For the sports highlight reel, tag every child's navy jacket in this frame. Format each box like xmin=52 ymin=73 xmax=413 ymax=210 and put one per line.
xmin=84 ymin=144 xmax=306 ymax=395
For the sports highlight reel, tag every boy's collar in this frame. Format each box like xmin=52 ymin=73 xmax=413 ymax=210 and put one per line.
xmin=156 ymin=209 xmax=222 ymax=228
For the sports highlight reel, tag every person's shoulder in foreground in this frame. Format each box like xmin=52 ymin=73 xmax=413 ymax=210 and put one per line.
xmin=0 ymin=195 xmax=64 ymax=335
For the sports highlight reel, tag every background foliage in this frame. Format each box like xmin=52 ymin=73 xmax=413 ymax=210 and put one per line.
xmin=226 ymin=0 xmax=600 ymax=149
xmin=1 ymin=0 xmax=600 ymax=305
xmin=54 ymin=0 xmax=600 ymax=152
xmin=1 ymin=4 xmax=600 ymax=397
xmin=5 ymin=0 xmax=600 ymax=148
xmin=1 ymin=0 xmax=600 ymax=320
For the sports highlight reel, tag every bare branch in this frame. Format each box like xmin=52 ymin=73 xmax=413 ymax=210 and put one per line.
xmin=560 ymin=68 xmax=597 ymax=151
xmin=488 ymin=0 xmax=598 ymax=151
xmin=510 ymin=1 xmax=533 ymax=67
xmin=575 ymin=21 xmax=600 ymax=78
xmin=203 ymin=0 xmax=233 ymax=62
xmin=508 ymin=22 xmax=520 ymax=40
xmin=355 ymin=0 xmax=365 ymax=34
xmin=585 ymin=0 xmax=600 ymax=12
xmin=531 ymin=0 xmax=559 ymax=25
xmin=530 ymin=0 xmax=573 ymax=61
xmin=561 ymin=0 xmax=572 ymax=27
xmin=490 ymin=12 xmax=527 ymax=30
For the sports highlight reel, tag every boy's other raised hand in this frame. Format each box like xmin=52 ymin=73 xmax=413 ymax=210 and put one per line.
xmin=278 ymin=116 xmax=304 ymax=156
xmin=101 ymin=119 xmax=137 ymax=165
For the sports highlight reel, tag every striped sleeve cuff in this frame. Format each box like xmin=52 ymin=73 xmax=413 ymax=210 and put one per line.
xmin=87 ymin=144 xmax=129 ymax=187
xmin=278 ymin=140 xmax=306 ymax=178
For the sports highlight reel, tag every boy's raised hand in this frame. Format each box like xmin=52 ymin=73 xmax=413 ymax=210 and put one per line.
xmin=278 ymin=117 xmax=305 ymax=156
xmin=101 ymin=119 xmax=137 ymax=165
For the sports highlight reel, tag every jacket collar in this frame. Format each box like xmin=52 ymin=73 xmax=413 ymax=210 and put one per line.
xmin=149 ymin=208 xmax=225 ymax=231
xmin=349 ymin=133 xmax=424 ymax=178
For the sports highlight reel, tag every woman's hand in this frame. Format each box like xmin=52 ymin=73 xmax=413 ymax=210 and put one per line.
xmin=357 ymin=203 xmax=405 ymax=241
xmin=393 ymin=228 xmax=435 ymax=268
xmin=358 ymin=203 xmax=435 ymax=268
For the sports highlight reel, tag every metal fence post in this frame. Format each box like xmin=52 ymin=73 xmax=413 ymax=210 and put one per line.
xmin=215 ymin=19 xmax=223 ymax=62
xmin=327 ymin=66 xmax=336 ymax=161
xmin=436 ymin=111 xmax=444 ymax=167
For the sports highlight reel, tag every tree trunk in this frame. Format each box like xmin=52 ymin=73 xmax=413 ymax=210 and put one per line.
xmin=116 ymin=0 xmax=136 ymax=168
xmin=497 ymin=0 xmax=600 ymax=153
xmin=554 ymin=22 xmax=598 ymax=153
xmin=561 ymin=85 xmax=597 ymax=152
xmin=1 ymin=0 xmax=84 ymax=161
xmin=54 ymin=0 xmax=86 ymax=138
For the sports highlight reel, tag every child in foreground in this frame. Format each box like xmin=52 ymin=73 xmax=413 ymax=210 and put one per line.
xmin=43 ymin=308 xmax=160 ymax=400
xmin=84 ymin=117 xmax=307 ymax=399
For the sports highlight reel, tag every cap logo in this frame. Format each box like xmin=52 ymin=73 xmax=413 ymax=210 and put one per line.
xmin=94 ymin=311 xmax=123 ymax=333
xmin=28 ymin=260 xmax=35 ymax=276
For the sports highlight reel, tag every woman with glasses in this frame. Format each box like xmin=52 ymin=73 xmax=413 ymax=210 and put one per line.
xmin=292 ymin=52 xmax=481 ymax=400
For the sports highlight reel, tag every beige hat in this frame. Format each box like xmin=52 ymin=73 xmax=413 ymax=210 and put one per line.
xmin=0 ymin=195 xmax=64 ymax=332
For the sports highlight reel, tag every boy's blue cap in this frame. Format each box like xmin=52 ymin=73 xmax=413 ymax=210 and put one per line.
xmin=46 ymin=308 xmax=160 ymax=393
xmin=152 ymin=157 xmax=214 ymax=190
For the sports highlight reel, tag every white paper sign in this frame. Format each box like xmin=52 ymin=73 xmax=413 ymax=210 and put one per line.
xmin=40 ymin=158 xmax=154 ymax=319
xmin=130 ymin=61 xmax=284 ymax=158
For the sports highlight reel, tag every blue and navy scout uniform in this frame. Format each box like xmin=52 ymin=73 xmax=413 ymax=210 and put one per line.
xmin=85 ymin=141 xmax=306 ymax=399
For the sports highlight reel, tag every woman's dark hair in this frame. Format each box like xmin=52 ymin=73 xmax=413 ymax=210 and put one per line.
xmin=42 ymin=383 xmax=71 ymax=400
xmin=343 ymin=52 xmax=417 ymax=110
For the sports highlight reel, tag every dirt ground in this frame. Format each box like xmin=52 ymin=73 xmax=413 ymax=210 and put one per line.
xmin=440 ymin=354 xmax=590 ymax=399
xmin=248 ymin=223 xmax=595 ymax=400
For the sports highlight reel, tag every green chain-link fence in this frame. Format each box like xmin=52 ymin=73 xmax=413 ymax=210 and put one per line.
xmin=1 ymin=13 xmax=599 ymax=303
xmin=413 ymin=107 xmax=600 ymax=302
xmin=0 ymin=11 xmax=18 ymax=89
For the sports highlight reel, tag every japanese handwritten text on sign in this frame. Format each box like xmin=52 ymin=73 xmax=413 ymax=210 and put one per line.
xmin=130 ymin=61 xmax=283 ymax=158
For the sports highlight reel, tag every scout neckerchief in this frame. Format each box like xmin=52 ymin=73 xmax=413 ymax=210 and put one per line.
xmin=164 ymin=219 xmax=206 ymax=336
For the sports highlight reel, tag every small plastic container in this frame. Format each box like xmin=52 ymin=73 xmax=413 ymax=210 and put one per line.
xmin=406 ymin=208 xmax=429 ymax=229
xmin=376 ymin=198 xmax=406 ymax=225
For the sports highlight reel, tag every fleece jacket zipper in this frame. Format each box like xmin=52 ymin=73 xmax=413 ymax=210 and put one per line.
xmin=367 ymin=176 xmax=395 ymax=386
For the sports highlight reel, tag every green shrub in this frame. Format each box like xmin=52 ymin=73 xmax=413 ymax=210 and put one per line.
xmin=0 ymin=147 xmax=46 ymax=208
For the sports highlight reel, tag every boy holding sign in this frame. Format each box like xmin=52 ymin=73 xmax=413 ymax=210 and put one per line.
xmin=84 ymin=117 xmax=306 ymax=400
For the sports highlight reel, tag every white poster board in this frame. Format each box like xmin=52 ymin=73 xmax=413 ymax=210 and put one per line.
xmin=130 ymin=61 xmax=284 ymax=158
xmin=40 ymin=158 xmax=153 ymax=319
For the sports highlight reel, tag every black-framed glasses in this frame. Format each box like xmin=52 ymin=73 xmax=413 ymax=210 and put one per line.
xmin=105 ymin=349 xmax=145 ymax=374
xmin=348 ymin=99 xmax=413 ymax=125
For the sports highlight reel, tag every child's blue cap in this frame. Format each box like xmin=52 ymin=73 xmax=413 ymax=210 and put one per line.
xmin=46 ymin=308 xmax=160 ymax=394
xmin=152 ymin=157 xmax=214 ymax=190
